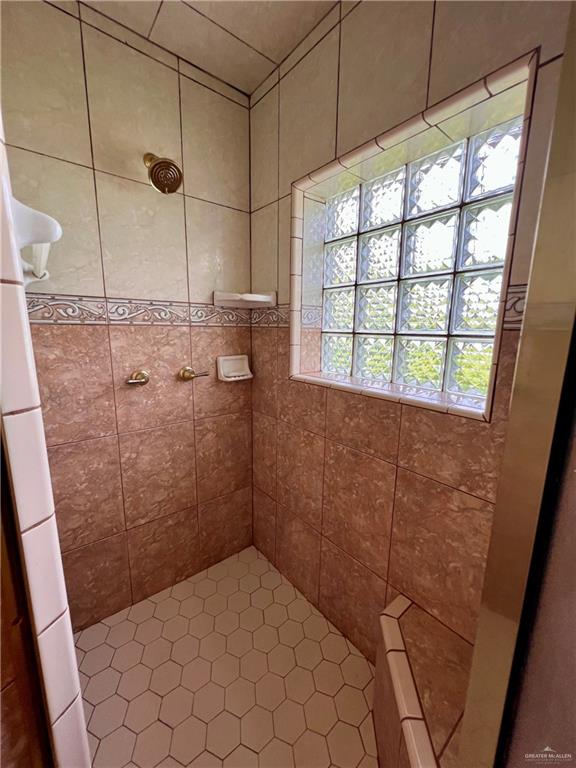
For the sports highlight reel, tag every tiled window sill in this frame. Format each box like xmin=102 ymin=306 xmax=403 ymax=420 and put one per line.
xmin=290 ymin=372 xmax=488 ymax=421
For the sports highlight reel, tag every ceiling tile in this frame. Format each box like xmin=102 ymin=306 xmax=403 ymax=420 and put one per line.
xmin=86 ymin=1 xmax=161 ymax=37
xmin=150 ymin=1 xmax=275 ymax=93
xmin=186 ymin=1 xmax=336 ymax=63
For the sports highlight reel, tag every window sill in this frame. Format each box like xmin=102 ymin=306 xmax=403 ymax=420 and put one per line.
xmin=290 ymin=372 xmax=489 ymax=421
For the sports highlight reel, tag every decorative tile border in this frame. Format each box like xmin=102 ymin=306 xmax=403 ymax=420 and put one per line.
xmin=27 ymin=294 xmax=252 ymax=327
xmin=251 ymin=304 xmax=290 ymax=327
xmin=503 ymin=283 xmax=527 ymax=329
xmin=301 ymin=305 xmax=322 ymax=328
xmin=26 ymin=294 xmax=107 ymax=324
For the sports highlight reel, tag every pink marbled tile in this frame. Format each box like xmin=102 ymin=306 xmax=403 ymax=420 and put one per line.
xmin=399 ymin=604 xmax=472 ymax=755
xmin=389 ymin=468 xmax=494 ymax=642
xmin=251 ymin=327 xmax=278 ymax=418
xmin=31 ymin=325 xmax=116 ymax=446
xmin=326 ymin=388 xmax=401 ymax=464
xmin=128 ymin=508 xmax=201 ymax=602
xmin=323 ymin=441 xmax=395 ymax=579
xmin=48 ymin=435 xmax=124 ymax=552
xmin=277 ymin=420 xmax=324 ymax=531
xmin=319 ymin=538 xmax=388 ymax=662
xmin=109 ymin=325 xmax=193 ymax=433
xmin=198 ymin=486 xmax=252 ymax=569
xmin=253 ymin=487 xmax=276 ymax=564
xmin=276 ymin=505 xmax=321 ymax=605
xmin=191 ymin=326 xmax=251 ymax=419
xmin=119 ymin=421 xmax=197 ymax=528
xmin=277 ymin=328 xmax=290 ymax=381
xmin=277 ymin=379 xmax=326 ymax=436
xmin=63 ymin=533 xmax=131 ymax=630
xmin=439 ymin=721 xmax=462 ymax=768
xmin=195 ymin=411 xmax=252 ymax=502
xmin=253 ymin=411 xmax=277 ymax=499
xmin=397 ymin=331 xmax=519 ymax=502
xmin=300 ymin=328 xmax=321 ymax=373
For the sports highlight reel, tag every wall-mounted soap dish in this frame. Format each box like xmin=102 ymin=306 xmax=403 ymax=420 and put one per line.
xmin=217 ymin=355 xmax=253 ymax=382
xmin=213 ymin=291 xmax=276 ymax=309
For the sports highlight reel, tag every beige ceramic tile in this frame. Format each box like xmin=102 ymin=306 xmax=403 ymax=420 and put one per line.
xmin=338 ymin=1 xmax=433 ymax=155
xmin=181 ymin=76 xmax=249 ymax=211
xmin=96 ymin=172 xmax=187 ymax=301
xmin=187 ymin=1 xmax=334 ymax=64
xmin=250 ymin=86 xmax=279 ymax=210
xmin=8 ymin=147 xmax=103 ymax=296
xmin=2 ymin=1 xmax=91 ymax=164
xmin=85 ymin=1 xmax=161 ymax=36
xmin=279 ymin=28 xmax=339 ymax=195
xmin=185 ymin=197 xmax=250 ymax=303
xmin=251 ymin=202 xmax=278 ymax=293
xmin=277 ymin=196 xmax=291 ymax=304
xmin=151 ymin=1 xmax=274 ymax=93
xmin=83 ymin=25 xmax=181 ymax=184
xmin=429 ymin=1 xmax=570 ymax=104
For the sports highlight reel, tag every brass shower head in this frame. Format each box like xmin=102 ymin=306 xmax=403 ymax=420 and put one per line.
xmin=143 ymin=153 xmax=183 ymax=194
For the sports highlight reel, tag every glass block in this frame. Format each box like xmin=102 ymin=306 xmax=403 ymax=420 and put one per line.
xmin=466 ymin=116 xmax=523 ymax=200
xmin=322 ymin=334 xmax=353 ymax=374
xmin=324 ymin=238 xmax=357 ymax=287
xmin=360 ymin=167 xmax=405 ymax=230
xmin=353 ymin=336 xmax=393 ymax=380
xmin=458 ymin=196 xmax=512 ymax=270
xmin=358 ymin=226 xmax=400 ymax=283
xmin=325 ymin=187 xmax=359 ymax=241
xmin=322 ymin=287 xmax=355 ymax=332
xmin=452 ymin=270 xmax=502 ymax=334
xmin=402 ymin=211 xmax=459 ymax=276
xmin=446 ymin=338 xmax=494 ymax=396
xmin=407 ymin=141 xmax=465 ymax=217
xmin=398 ymin=276 xmax=452 ymax=333
xmin=356 ymin=283 xmax=397 ymax=332
xmin=393 ymin=337 xmax=446 ymax=390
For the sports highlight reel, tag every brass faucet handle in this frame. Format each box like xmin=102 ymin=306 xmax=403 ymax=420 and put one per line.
xmin=126 ymin=370 xmax=150 ymax=385
xmin=179 ymin=366 xmax=209 ymax=381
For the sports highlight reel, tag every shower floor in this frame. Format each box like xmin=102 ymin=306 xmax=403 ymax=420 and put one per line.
xmin=75 ymin=546 xmax=377 ymax=768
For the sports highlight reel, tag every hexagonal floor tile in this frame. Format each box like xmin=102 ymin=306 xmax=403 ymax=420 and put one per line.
xmin=304 ymin=692 xmax=338 ymax=736
xmin=81 ymin=644 xmax=114 ymax=676
xmin=240 ymin=705 xmax=273 ymax=752
xmin=150 ymin=660 xmax=181 ymax=695
xmin=320 ymin=634 xmax=349 ymax=664
xmin=295 ymin=638 xmax=322 ymax=671
xmin=212 ymin=653 xmax=240 ymax=687
xmin=205 ymin=594 xmax=228 ymax=616
xmin=313 ymin=660 xmax=345 ymax=696
xmin=170 ymin=580 xmax=196 ymax=601
xmin=217 ymin=577 xmax=239 ymax=596
xmin=170 ymin=715 xmax=207 ymax=765
xmin=287 ymin=599 xmax=312 ymax=623
xmin=193 ymin=681 xmax=225 ymax=723
xmin=279 ymin=620 xmax=305 ymax=648
xmin=159 ymin=686 xmax=193 ymax=727
xmin=84 ymin=667 xmax=120 ymax=705
xmin=227 ymin=628 xmax=253 ymax=658
xmin=189 ymin=751 xmax=222 ymax=767
xmin=194 ymin=578 xmax=217 ymax=599
xmin=225 ymin=678 xmax=255 ymax=717
xmin=255 ymin=672 xmax=286 ymax=711
xmin=142 ymin=637 xmax=172 ymax=669
xmin=303 ymin=615 xmax=330 ymax=641
xmin=239 ymin=606 xmax=264 ymax=631
xmin=341 ymin=655 xmax=372 ymax=690
xmin=273 ymin=700 xmax=305 ymax=745
xmin=77 ymin=623 xmax=109 ymax=651
xmin=93 ymin=727 xmax=135 ymax=768
xmin=273 ymin=584 xmax=296 ymax=606
xmin=162 ymin=615 xmax=188 ymax=641
xmin=88 ymin=694 xmax=127 ymax=738
xmin=228 ymin=592 xmax=250 ymax=613
xmin=335 ymin=685 xmax=369 ymax=726
xmin=285 ymin=667 xmax=315 ymax=704
xmin=117 ymin=664 xmax=151 ymax=701
xmin=215 ymin=610 xmax=240 ymax=636
xmin=154 ymin=597 xmax=180 ymax=621
xmin=180 ymin=595 xmax=204 ymax=619
xmin=134 ymin=618 xmax=162 ymax=645
xmin=251 ymin=588 xmax=273 ymax=610
xmin=264 ymin=604 xmax=288 ymax=628
xmin=128 ymin=600 xmax=155 ymax=624
xmin=327 ymin=721 xmax=365 ymax=768
xmin=207 ymin=711 xmax=241 ymax=759
xmin=294 ymin=730 xmax=330 ymax=768
xmin=171 ymin=634 xmax=200 ymax=665
xmin=200 ymin=632 xmax=226 ymax=662
xmin=260 ymin=571 xmax=282 ymax=591
xmin=189 ymin=613 xmax=215 ymax=639
xmin=111 ymin=640 xmax=144 ymax=672
xmin=132 ymin=721 xmax=171 ymax=768
xmin=106 ymin=620 xmax=136 ymax=649
xmin=260 ymin=738 xmax=295 ymax=768
xmin=240 ymin=649 xmax=268 ymax=682
xmin=182 ymin=657 xmax=211 ymax=692
xmin=253 ymin=625 xmax=279 ymax=653
xmin=268 ymin=645 xmax=296 ymax=677
xmin=125 ymin=690 xmax=161 ymax=733
xmin=223 ymin=745 xmax=257 ymax=767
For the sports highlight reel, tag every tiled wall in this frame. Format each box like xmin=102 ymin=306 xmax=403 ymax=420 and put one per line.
xmin=1 ymin=0 xmax=253 ymax=630
xmin=249 ymin=0 xmax=570 ymax=663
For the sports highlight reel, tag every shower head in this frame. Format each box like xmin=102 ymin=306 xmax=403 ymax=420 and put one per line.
xmin=143 ymin=153 xmax=183 ymax=194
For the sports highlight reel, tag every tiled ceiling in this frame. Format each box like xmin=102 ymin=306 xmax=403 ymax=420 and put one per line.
xmin=85 ymin=1 xmax=337 ymax=94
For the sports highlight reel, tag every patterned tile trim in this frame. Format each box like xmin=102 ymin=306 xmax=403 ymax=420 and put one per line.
xmin=301 ymin=305 xmax=322 ymax=328
xmin=107 ymin=298 xmax=189 ymax=325
xmin=26 ymin=294 xmax=107 ymax=324
xmin=26 ymin=294 xmax=252 ymax=326
xmin=503 ymin=283 xmax=527 ymax=329
xmin=250 ymin=304 xmax=290 ymax=327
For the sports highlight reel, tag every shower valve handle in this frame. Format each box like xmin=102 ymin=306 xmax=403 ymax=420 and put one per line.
xmin=126 ymin=370 xmax=150 ymax=385
xmin=179 ymin=366 xmax=209 ymax=381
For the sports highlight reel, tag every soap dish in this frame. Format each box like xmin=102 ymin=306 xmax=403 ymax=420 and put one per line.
xmin=217 ymin=355 xmax=253 ymax=382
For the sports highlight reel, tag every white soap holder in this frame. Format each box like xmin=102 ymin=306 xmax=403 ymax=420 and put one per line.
xmin=217 ymin=355 xmax=253 ymax=382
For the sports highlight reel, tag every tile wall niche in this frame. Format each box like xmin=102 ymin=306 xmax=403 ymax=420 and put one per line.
xmin=248 ymin=0 xmax=570 ymax=667
xmin=1 ymin=0 xmax=252 ymax=630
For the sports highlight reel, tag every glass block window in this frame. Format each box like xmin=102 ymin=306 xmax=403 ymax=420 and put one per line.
xmin=321 ymin=116 xmax=523 ymax=399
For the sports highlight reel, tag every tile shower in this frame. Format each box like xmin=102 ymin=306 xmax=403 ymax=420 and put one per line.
xmin=0 ymin=0 xmax=570 ymax=766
